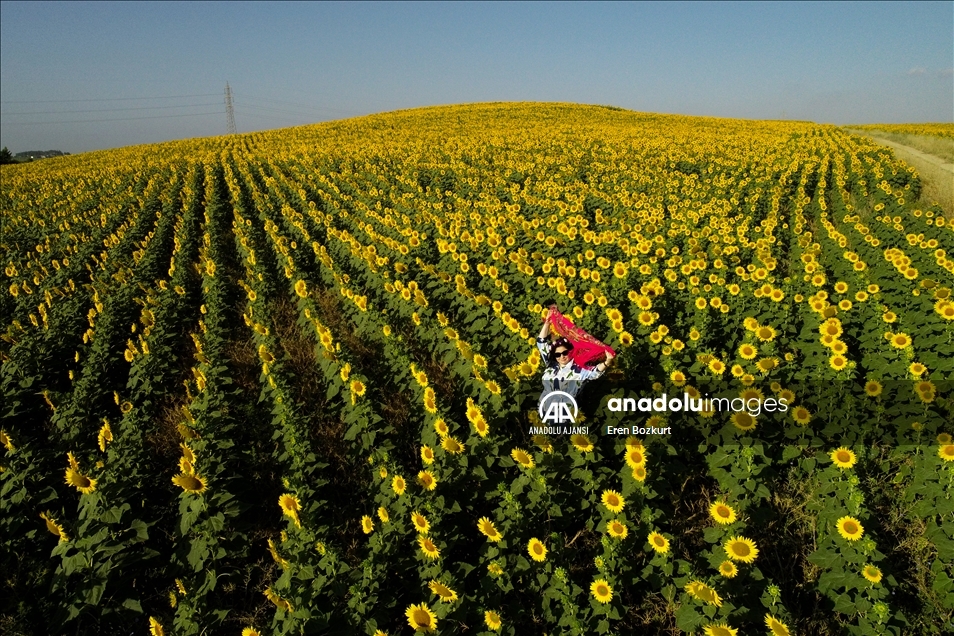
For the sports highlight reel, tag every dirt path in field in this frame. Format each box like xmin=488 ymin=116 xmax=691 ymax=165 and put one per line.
xmin=845 ymin=129 xmax=954 ymax=217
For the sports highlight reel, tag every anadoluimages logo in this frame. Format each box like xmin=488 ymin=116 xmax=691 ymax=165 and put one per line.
xmin=539 ymin=391 xmax=578 ymax=424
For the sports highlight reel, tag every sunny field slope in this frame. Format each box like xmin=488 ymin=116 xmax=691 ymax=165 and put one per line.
xmin=2 ymin=103 xmax=953 ymax=636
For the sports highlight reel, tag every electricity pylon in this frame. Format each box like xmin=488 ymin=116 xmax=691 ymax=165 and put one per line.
xmin=225 ymin=82 xmax=237 ymax=135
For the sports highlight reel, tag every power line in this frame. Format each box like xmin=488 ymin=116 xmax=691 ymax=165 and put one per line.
xmin=2 ymin=110 xmax=224 ymax=126
xmin=3 ymin=102 xmax=222 ymax=115
xmin=1 ymin=93 xmax=221 ymax=104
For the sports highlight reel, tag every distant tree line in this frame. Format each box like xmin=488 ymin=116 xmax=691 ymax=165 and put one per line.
xmin=0 ymin=147 xmax=70 ymax=164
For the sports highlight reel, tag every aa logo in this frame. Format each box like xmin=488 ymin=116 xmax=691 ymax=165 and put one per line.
xmin=539 ymin=391 xmax=578 ymax=424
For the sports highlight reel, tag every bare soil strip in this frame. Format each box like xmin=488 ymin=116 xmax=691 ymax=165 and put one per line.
xmin=846 ymin=129 xmax=954 ymax=218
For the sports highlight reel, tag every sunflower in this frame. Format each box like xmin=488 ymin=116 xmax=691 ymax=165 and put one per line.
xmin=411 ymin=511 xmax=430 ymax=534
xmin=294 ymin=279 xmax=308 ymax=298
xmin=434 ymin=419 xmax=450 ymax=437
xmin=264 ymin=586 xmax=293 ymax=611
xmin=392 ymin=475 xmax=407 ymax=496
xmin=418 ymin=535 xmax=440 ymax=560
xmin=718 ymin=560 xmax=737 ymax=578
xmin=702 ymin=623 xmax=737 ymax=636
xmin=484 ymin=610 xmax=502 ymax=631
xmin=533 ymin=434 xmax=554 ymax=453
xmin=571 ymin=434 xmax=594 ymax=452
xmin=938 ymin=445 xmax=954 ymax=462
xmin=605 ymin=519 xmax=628 ymax=539
xmin=829 ymin=355 xmax=848 ymax=371
xmin=65 ymin=466 xmax=98 ymax=495
xmin=361 ymin=515 xmax=374 ymax=534
xmin=724 ymin=536 xmax=758 ymax=563
xmin=909 ymin=362 xmax=927 ymax=377
xmin=40 ymin=511 xmax=69 ymax=542
xmin=477 ymin=517 xmax=503 ymax=542
xmin=527 ymin=538 xmax=547 ymax=562
xmin=487 ymin=561 xmax=504 ymax=577
xmin=278 ymin=494 xmax=301 ymax=527
xmin=709 ymin=502 xmax=737 ymax=525
xmin=428 ymin=579 xmax=458 ymax=603
xmin=739 ymin=387 xmax=763 ymax=402
xmin=241 ymin=628 xmax=261 ymax=636
xmin=862 ymin=564 xmax=883 ymax=584
xmin=864 ymin=380 xmax=883 ymax=397
xmin=377 ymin=507 xmax=389 ymax=523
xmin=756 ymin=325 xmax=777 ymax=342
xmin=915 ymin=380 xmax=936 ymax=396
xmin=738 ymin=343 xmax=757 ymax=360
xmin=648 ymin=531 xmax=669 ymax=554
xmin=421 ymin=445 xmax=435 ymax=465
xmin=465 ymin=397 xmax=483 ymax=424
xmin=836 ymin=516 xmax=864 ymax=541
xmin=830 ymin=447 xmax=857 ymax=469
xmin=441 ymin=436 xmax=464 ymax=455
xmin=601 ymin=490 xmax=625 ymax=513
xmin=258 ymin=345 xmax=274 ymax=364
xmin=938 ymin=433 xmax=952 ymax=445
xmin=632 ymin=465 xmax=647 ymax=482
xmin=708 ymin=359 xmax=726 ymax=375
xmin=148 ymin=617 xmax=165 ymax=636
xmin=423 ymin=388 xmax=437 ymax=413
xmin=590 ymin=579 xmax=613 ymax=603
xmin=0 ymin=429 xmax=13 ymax=452
xmin=473 ymin=416 xmax=489 ymax=437
xmin=97 ymin=420 xmax=113 ymax=452
xmin=792 ymin=406 xmax=811 ymax=425
xmin=685 ymin=580 xmax=722 ymax=607
xmin=731 ymin=412 xmax=757 ymax=431
xmin=405 ymin=603 xmax=437 ymax=632
xmin=417 ymin=470 xmax=437 ymax=491
xmin=511 ymin=448 xmax=534 ymax=469
xmin=890 ymin=332 xmax=912 ymax=349
xmin=350 ymin=379 xmax=366 ymax=397
xmin=764 ymin=614 xmax=791 ymax=636
xmin=625 ymin=446 xmax=647 ymax=469
xmin=820 ymin=319 xmax=842 ymax=337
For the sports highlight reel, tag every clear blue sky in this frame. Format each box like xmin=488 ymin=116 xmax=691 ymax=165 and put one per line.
xmin=1 ymin=1 xmax=951 ymax=154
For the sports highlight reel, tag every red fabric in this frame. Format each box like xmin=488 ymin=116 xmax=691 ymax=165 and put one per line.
xmin=546 ymin=307 xmax=616 ymax=369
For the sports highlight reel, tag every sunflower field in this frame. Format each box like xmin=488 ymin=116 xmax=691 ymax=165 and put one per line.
xmin=1 ymin=103 xmax=952 ymax=636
